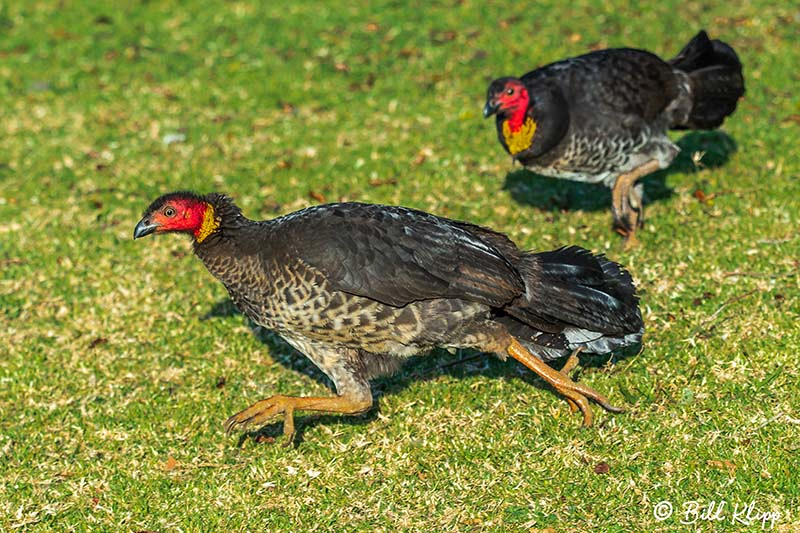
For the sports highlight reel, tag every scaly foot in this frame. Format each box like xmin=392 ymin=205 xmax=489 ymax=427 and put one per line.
xmin=507 ymin=339 xmax=623 ymax=427
xmin=224 ymin=394 xmax=299 ymax=441
xmin=611 ymin=160 xmax=660 ymax=248
xmin=224 ymin=393 xmax=373 ymax=444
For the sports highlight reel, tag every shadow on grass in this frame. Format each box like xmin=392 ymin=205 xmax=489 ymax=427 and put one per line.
xmin=503 ymin=131 xmax=738 ymax=213
xmin=203 ymin=298 xmax=642 ymax=447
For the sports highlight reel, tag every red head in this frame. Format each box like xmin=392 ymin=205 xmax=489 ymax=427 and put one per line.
xmin=483 ymin=77 xmax=530 ymax=128
xmin=133 ymin=191 xmax=219 ymax=243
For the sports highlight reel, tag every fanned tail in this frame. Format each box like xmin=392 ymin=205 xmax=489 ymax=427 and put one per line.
xmin=669 ymin=30 xmax=745 ymax=129
xmin=498 ymin=246 xmax=644 ymax=361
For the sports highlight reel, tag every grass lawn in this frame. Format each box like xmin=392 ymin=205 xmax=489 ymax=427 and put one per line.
xmin=1 ymin=1 xmax=798 ymax=531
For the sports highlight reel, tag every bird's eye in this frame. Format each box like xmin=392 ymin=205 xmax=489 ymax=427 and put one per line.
xmin=164 ymin=207 xmax=176 ymax=217
xmin=506 ymin=88 xmax=514 ymax=95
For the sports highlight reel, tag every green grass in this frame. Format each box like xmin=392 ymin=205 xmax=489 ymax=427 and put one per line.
xmin=1 ymin=1 xmax=798 ymax=531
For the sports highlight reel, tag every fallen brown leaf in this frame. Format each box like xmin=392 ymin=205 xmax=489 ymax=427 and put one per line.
xmin=594 ymin=462 xmax=610 ymax=474
xmin=163 ymin=455 xmax=178 ymax=472
xmin=707 ymin=459 xmax=736 ymax=475
xmin=693 ymin=189 xmax=709 ymax=202
xmin=308 ymin=190 xmax=326 ymax=203
xmin=88 ymin=337 xmax=108 ymax=349
xmin=398 ymin=48 xmax=421 ymax=59
xmin=499 ymin=15 xmax=520 ymax=29
xmin=429 ymin=30 xmax=457 ymax=44
xmin=369 ymin=178 xmax=397 ymax=187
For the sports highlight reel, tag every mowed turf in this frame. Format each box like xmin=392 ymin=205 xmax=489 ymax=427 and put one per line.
xmin=1 ymin=1 xmax=798 ymax=531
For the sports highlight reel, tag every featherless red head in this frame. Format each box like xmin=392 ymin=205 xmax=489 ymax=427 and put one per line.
xmin=134 ymin=191 xmax=219 ymax=242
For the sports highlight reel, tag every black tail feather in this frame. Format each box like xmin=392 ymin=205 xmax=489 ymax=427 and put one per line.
xmin=499 ymin=246 xmax=643 ymax=360
xmin=510 ymin=246 xmax=643 ymax=337
xmin=669 ymin=30 xmax=745 ymax=129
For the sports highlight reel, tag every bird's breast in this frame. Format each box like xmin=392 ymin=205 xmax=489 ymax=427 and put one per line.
xmin=206 ymin=254 xmax=494 ymax=356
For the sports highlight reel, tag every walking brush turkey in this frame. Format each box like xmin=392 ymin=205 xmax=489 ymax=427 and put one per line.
xmin=484 ymin=30 xmax=744 ymax=247
xmin=134 ymin=192 xmax=644 ymax=442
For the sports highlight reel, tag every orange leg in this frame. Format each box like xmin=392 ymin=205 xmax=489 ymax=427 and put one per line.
xmin=507 ymin=339 xmax=623 ymax=427
xmin=224 ymin=394 xmax=372 ymax=443
xmin=560 ymin=347 xmax=583 ymax=414
xmin=611 ymin=160 xmax=661 ymax=249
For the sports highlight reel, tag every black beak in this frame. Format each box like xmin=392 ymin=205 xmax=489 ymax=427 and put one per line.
xmin=483 ymin=100 xmax=499 ymax=118
xmin=133 ymin=218 xmax=159 ymax=239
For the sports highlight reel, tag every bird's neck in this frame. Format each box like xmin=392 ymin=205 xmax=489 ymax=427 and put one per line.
xmin=194 ymin=203 xmax=220 ymax=243
xmin=506 ymin=103 xmax=530 ymax=132
xmin=192 ymin=218 xmax=274 ymax=288
xmin=191 ymin=197 xmax=264 ymax=278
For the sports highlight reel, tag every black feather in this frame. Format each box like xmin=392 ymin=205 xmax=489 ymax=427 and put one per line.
xmin=508 ymin=246 xmax=643 ymax=336
xmin=669 ymin=30 xmax=745 ymax=129
xmin=277 ymin=203 xmax=525 ymax=308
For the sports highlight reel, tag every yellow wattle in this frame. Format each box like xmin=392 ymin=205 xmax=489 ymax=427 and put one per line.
xmin=502 ymin=117 xmax=537 ymax=156
xmin=195 ymin=204 xmax=220 ymax=243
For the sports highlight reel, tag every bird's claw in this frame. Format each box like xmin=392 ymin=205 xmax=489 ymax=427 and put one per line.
xmin=224 ymin=393 xmax=370 ymax=444
xmin=611 ymin=163 xmax=654 ymax=247
xmin=612 ymin=198 xmax=642 ymax=236
xmin=223 ymin=395 xmax=296 ymax=442
xmin=613 ymin=213 xmax=642 ymax=250
xmin=554 ymin=381 xmax=625 ymax=427
xmin=508 ymin=339 xmax=624 ymax=428
xmin=621 ymin=233 xmax=640 ymax=251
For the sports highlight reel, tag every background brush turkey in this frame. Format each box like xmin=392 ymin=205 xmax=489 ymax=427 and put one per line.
xmin=484 ymin=30 xmax=745 ymax=247
xmin=1 ymin=1 xmax=799 ymax=531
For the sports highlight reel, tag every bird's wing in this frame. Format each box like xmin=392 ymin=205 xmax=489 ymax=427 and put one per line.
xmin=277 ymin=203 xmax=524 ymax=307
xmin=523 ymin=49 xmax=678 ymax=125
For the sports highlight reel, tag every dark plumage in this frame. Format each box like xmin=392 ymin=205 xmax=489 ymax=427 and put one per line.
xmin=134 ymin=192 xmax=644 ymax=440
xmin=484 ymin=30 xmax=745 ymax=245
